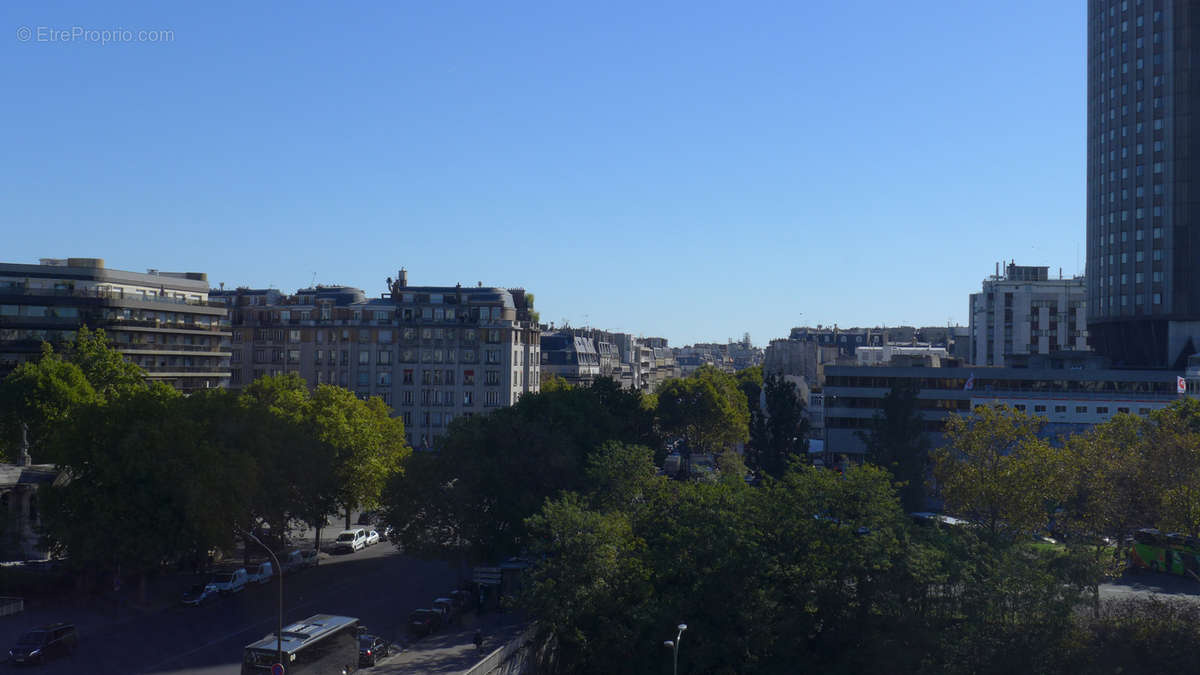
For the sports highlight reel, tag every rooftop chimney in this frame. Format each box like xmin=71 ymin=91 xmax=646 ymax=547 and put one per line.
xmin=398 ymin=268 xmax=407 ymax=288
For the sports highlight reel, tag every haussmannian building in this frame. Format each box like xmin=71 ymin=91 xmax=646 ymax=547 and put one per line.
xmin=0 ymin=257 xmax=230 ymax=392
xmin=212 ymin=270 xmax=539 ymax=450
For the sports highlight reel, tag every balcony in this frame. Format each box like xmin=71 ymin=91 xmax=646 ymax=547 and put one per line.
xmin=0 ymin=286 xmax=225 ymax=308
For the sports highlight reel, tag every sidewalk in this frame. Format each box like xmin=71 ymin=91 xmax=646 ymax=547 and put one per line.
xmin=372 ymin=611 xmax=529 ymax=674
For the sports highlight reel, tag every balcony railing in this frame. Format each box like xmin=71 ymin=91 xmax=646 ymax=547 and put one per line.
xmin=0 ymin=286 xmax=226 ymax=308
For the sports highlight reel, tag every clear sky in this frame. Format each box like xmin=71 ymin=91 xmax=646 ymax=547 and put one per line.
xmin=2 ymin=1 xmax=1086 ymax=347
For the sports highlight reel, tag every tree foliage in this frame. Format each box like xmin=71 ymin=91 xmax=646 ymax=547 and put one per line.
xmin=746 ymin=374 xmax=809 ymax=480
xmin=656 ymin=365 xmax=749 ymax=477
xmin=383 ymin=380 xmax=661 ymax=564
xmin=859 ymin=381 xmax=930 ymax=512
xmin=932 ymin=405 xmax=1060 ymax=540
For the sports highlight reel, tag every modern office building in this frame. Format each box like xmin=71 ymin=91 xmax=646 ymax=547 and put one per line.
xmin=823 ymin=362 xmax=1185 ymax=458
xmin=1086 ymin=1 xmax=1200 ymax=368
xmin=968 ymin=263 xmax=1088 ymax=366
xmin=0 ymin=258 xmax=230 ymax=392
xmin=212 ymin=271 xmax=540 ymax=450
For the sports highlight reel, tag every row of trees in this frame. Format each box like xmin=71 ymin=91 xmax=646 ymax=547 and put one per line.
xmin=384 ymin=365 xmax=811 ymax=565
xmin=0 ymin=329 xmax=409 ymax=587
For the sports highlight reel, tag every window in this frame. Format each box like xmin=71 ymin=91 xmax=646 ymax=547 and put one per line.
xmin=288 ymin=329 xmax=301 ymax=343
xmin=485 ymin=370 xmax=500 ymax=385
xmin=1076 ymin=406 xmax=1088 ymax=413
xmin=378 ymin=372 xmax=392 ymax=386
xmin=444 ymin=369 xmax=454 ymax=385
xmin=1034 ymin=405 xmax=1046 ymax=413
xmin=378 ymin=329 xmax=392 ymax=344
xmin=463 ymin=369 xmax=475 ymax=385
xmin=463 ymin=391 xmax=473 ymax=406
xmin=1054 ymin=405 xmax=1066 ymax=413
xmin=357 ymin=371 xmax=369 ymax=387
xmin=378 ymin=350 xmax=391 ymax=365
xmin=485 ymin=391 xmax=501 ymax=406
xmin=359 ymin=350 xmax=370 ymax=365
xmin=1096 ymin=406 xmax=1110 ymax=414
xmin=403 ymin=368 xmax=413 ymax=385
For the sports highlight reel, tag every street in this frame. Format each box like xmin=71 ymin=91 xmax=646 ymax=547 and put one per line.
xmin=0 ymin=541 xmax=460 ymax=674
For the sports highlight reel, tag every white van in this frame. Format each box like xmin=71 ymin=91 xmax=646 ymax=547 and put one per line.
xmin=247 ymin=561 xmax=273 ymax=585
xmin=332 ymin=529 xmax=368 ymax=553
xmin=205 ymin=568 xmax=249 ymax=595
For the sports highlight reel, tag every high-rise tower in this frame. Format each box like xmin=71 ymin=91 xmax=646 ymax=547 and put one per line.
xmin=1087 ymin=1 xmax=1200 ymax=368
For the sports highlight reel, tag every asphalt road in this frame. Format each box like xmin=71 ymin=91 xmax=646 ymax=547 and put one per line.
xmin=4 ymin=542 xmax=460 ymax=675
xmin=1099 ymin=569 xmax=1200 ymax=602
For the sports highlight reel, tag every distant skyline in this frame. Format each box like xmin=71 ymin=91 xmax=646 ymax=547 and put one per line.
xmin=2 ymin=1 xmax=1086 ymax=347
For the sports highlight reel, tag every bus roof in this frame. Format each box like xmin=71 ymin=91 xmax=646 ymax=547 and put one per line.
xmin=244 ymin=614 xmax=358 ymax=654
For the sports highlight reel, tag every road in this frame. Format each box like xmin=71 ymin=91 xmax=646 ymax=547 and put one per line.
xmin=3 ymin=542 xmax=460 ymax=675
xmin=1099 ymin=569 xmax=1200 ymax=602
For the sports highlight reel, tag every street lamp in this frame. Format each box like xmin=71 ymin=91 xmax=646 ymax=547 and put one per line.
xmin=243 ymin=531 xmax=284 ymax=669
xmin=663 ymin=623 xmax=687 ymax=675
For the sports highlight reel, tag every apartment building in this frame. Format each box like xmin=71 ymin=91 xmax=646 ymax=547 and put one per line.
xmin=213 ymin=271 xmax=539 ymax=450
xmin=0 ymin=258 xmax=230 ymax=392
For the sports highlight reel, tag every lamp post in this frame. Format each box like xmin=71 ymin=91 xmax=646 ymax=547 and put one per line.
xmin=244 ymin=531 xmax=284 ymax=669
xmin=663 ymin=623 xmax=687 ymax=675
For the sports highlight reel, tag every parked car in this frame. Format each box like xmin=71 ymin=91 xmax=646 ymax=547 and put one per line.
xmin=8 ymin=623 xmax=77 ymax=664
xmin=408 ymin=609 xmax=441 ymax=637
xmin=298 ymin=549 xmax=319 ymax=568
xmin=358 ymin=634 xmax=390 ymax=667
xmin=180 ymin=584 xmax=217 ymax=606
xmin=432 ymin=597 xmax=458 ymax=625
xmin=332 ymin=529 xmax=368 ymax=553
xmin=364 ymin=530 xmax=380 ymax=546
xmin=357 ymin=510 xmax=378 ymax=526
xmin=247 ymin=561 xmax=273 ymax=585
xmin=205 ymin=568 xmax=249 ymax=595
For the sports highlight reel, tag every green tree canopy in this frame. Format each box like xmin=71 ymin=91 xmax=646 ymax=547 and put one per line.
xmin=933 ymin=405 xmax=1061 ymax=540
xmin=656 ymin=365 xmax=749 ymax=477
xmin=859 ymin=380 xmax=930 ymax=512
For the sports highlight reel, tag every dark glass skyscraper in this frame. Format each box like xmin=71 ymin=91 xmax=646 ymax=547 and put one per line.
xmin=1087 ymin=0 xmax=1200 ymax=368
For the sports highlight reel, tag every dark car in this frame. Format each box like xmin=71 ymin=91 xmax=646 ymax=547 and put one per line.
xmin=8 ymin=623 xmax=78 ymax=664
xmin=180 ymin=584 xmax=216 ymax=606
xmin=408 ymin=609 xmax=441 ymax=638
xmin=358 ymin=634 xmax=389 ymax=666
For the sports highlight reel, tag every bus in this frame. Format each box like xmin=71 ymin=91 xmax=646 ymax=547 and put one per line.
xmin=241 ymin=614 xmax=360 ymax=675
xmin=1128 ymin=528 xmax=1200 ymax=578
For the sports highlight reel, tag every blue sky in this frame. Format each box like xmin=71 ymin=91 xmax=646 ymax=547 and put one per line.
xmin=2 ymin=1 xmax=1086 ymax=347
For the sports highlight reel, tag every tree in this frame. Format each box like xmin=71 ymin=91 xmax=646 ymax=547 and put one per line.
xmin=859 ymin=381 xmax=930 ymax=512
xmin=0 ymin=344 xmax=99 ymax=463
xmin=1057 ymin=413 xmax=1149 ymax=612
xmin=39 ymin=385 xmax=256 ymax=594
xmin=64 ymin=326 xmax=146 ymax=399
xmin=523 ymin=494 xmax=652 ymax=674
xmin=656 ymin=365 xmax=749 ymax=478
xmin=0 ymin=328 xmax=146 ymax=464
xmin=540 ymin=374 xmax=572 ymax=392
xmin=748 ymin=374 xmax=810 ymax=480
xmin=932 ymin=405 xmax=1061 ymax=540
xmin=384 ymin=382 xmax=658 ymax=564
xmin=1144 ymin=398 xmax=1200 ymax=539
xmin=238 ymin=374 xmax=409 ymax=541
